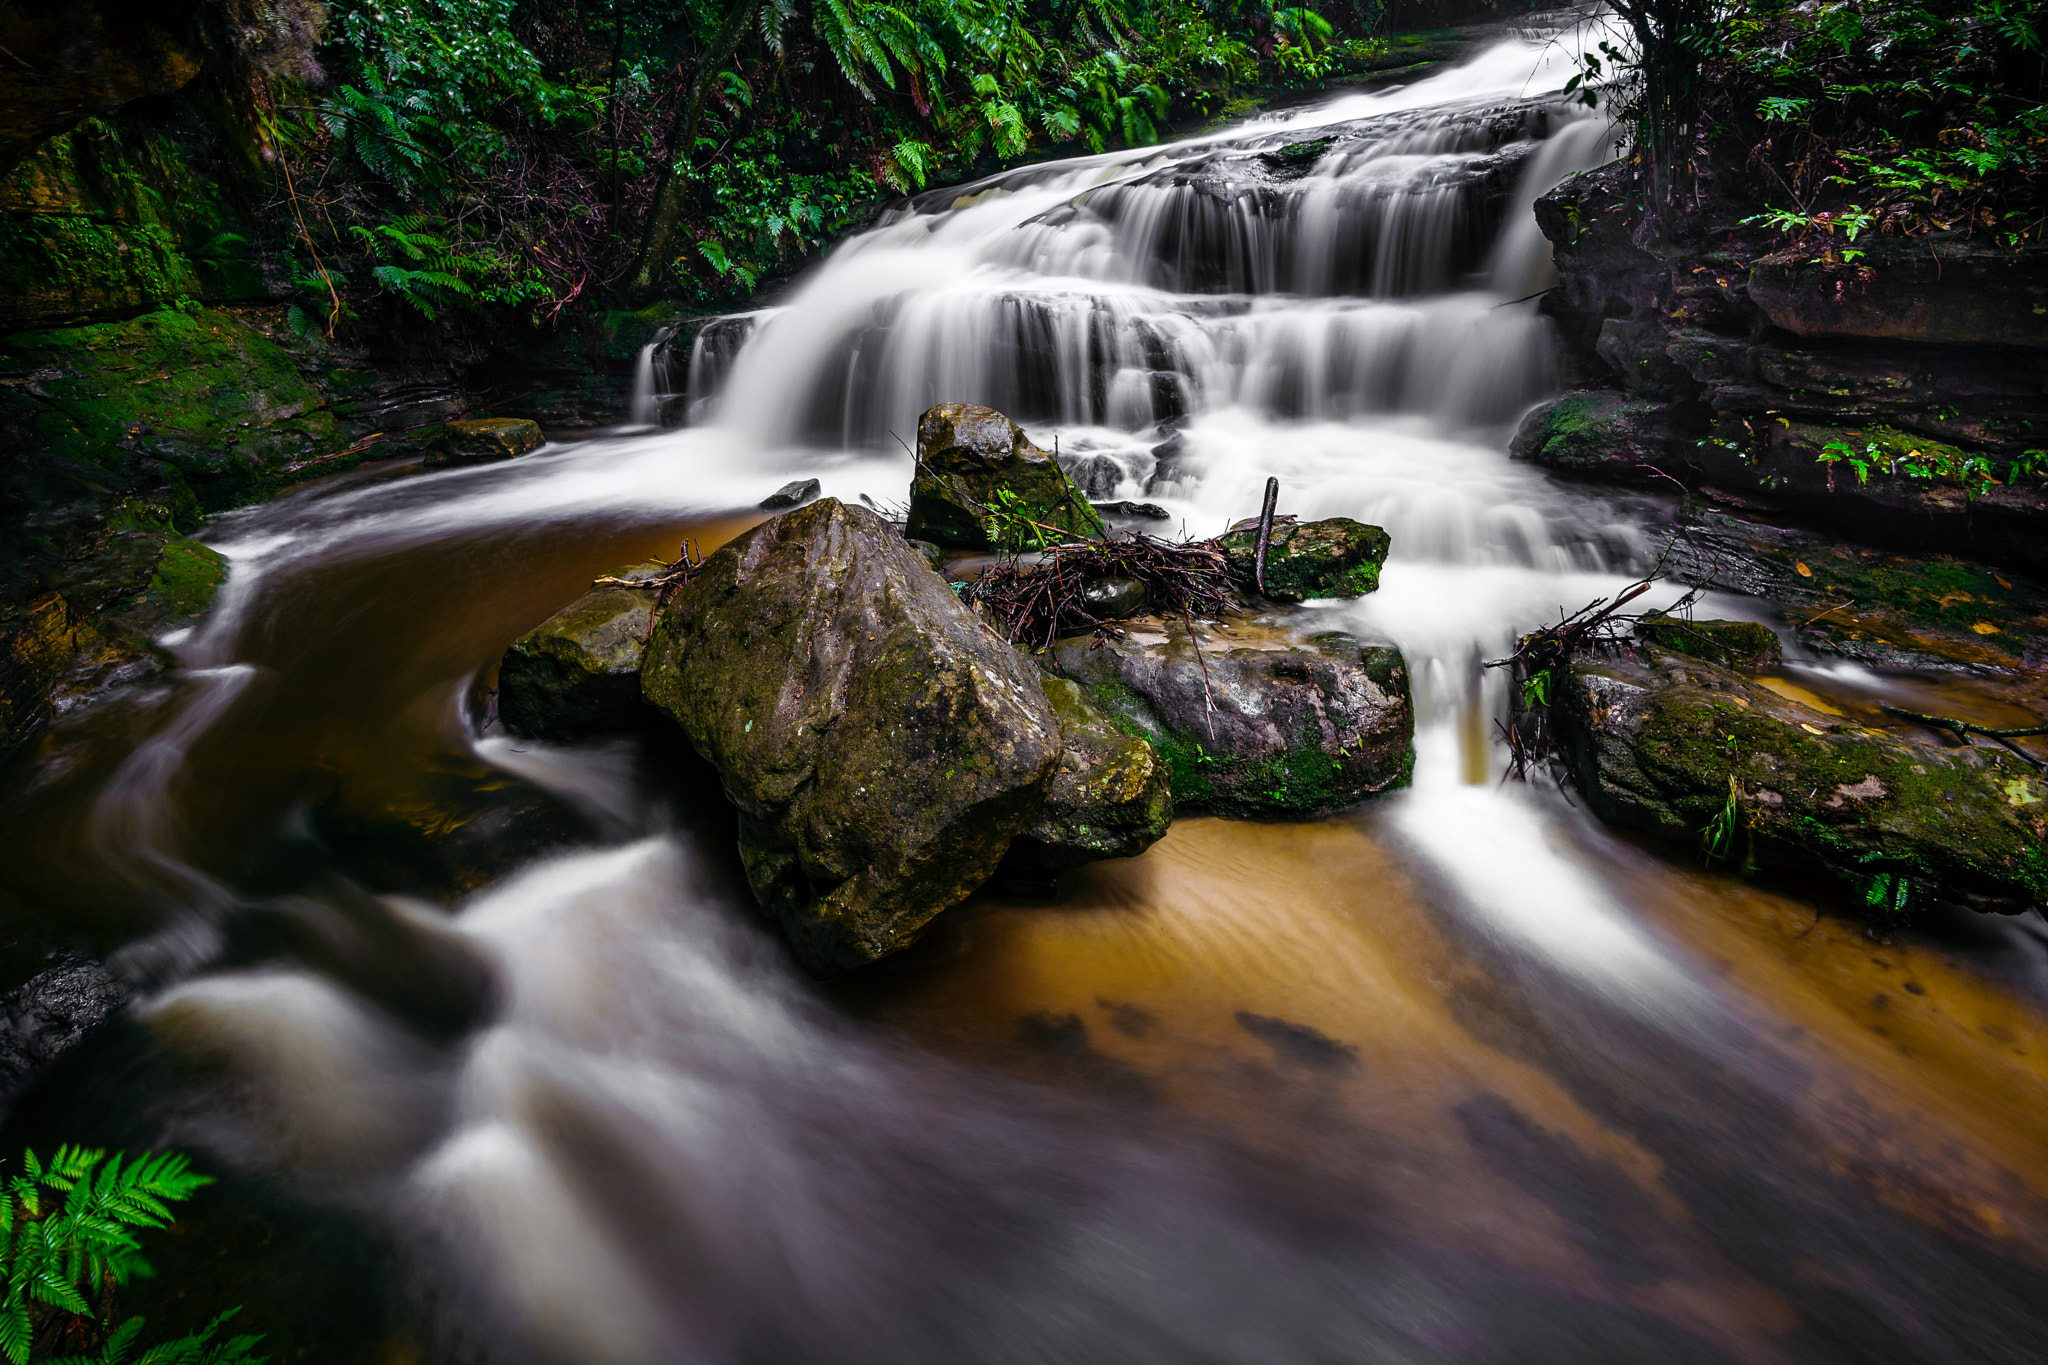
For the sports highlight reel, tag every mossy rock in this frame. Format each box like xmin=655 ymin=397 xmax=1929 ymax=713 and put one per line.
xmin=1556 ymin=649 xmax=2048 ymax=916
xmin=641 ymin=498 xmax=1062 ymax=975
xmin=1633 ymin=614 xmax=1781 ymax=671
xmin=1218 ymin=517 xmax=1390 ymax=601
xmin=1508 ymin=390 xmax=1679 ymax=485
xmin=427 ymin=418 xmax=545 ymax=467
xmin=0 ymin=305 xmax=345 ymax=529
xmin=1051 ymin=618 xmax=1413 ymax=818
xmin=1004 ymin=676 xmax=1173 ymax=874
xmin=499 ymin=562 xmax=664 ymax=741
xmin=905 ymin=403 xmax=1104 ymax=550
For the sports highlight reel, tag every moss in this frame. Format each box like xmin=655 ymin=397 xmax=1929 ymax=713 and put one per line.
xmin=1788 ymin=543 xmax=2034 ymax=657
xmin=1635 ymin=614 xmax=1781 ymax=669
xmin=1219 ymin=518 xmax=1389 ymax=601
xmin=1573 ymin=657 xmax=2048 ymax=913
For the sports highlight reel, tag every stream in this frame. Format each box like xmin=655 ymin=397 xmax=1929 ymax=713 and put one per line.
xmin=5 ymin=13 xmax=2048 ymax=1364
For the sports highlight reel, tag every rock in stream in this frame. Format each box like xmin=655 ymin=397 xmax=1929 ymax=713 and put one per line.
xmin=1554 ymin=644 xmax=2048 ymax=915
xmin=499 ymin=561 xmax=665 ymax=740
xmin=906 ymin=403 xmax=1104 ymax=550
xmin=1052 ymin=616 xmax=1413 ymax=818
xmin=642 ymin=498 xmax=1063 ymax=975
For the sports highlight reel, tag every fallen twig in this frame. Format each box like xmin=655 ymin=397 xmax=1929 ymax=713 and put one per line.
xmin=1880 ymin=703 xmax=2048 ymax=771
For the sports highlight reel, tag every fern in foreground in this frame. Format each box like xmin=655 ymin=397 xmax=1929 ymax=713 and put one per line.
xmin=0 ymin=1147 xmax=263 ymax=1365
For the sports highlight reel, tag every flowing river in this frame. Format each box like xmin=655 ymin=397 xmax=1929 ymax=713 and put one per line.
xmin=4 ymin=14 xmax=2047 ymax=1364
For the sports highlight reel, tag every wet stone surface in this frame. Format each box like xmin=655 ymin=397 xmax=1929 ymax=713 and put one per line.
xmin=1051 ymin=613 xmax=1413 ymax=818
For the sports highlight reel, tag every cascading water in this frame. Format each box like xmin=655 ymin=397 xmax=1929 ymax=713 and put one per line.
xmin=10 ymin=14 xmax=2048 ymax=1365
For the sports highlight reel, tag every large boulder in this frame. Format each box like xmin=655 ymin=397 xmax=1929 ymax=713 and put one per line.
xmin=906 ymin=403 xmax=1104 ymax=550
xmin=642 ymin=498 xmax=1063 ymax=974
xmin=1218 ymin=516 xmax=1391 ymax=601
xmin=499 ymin=562 xmax=665 ymax=740
xmin=1051 ymin=617 xmax=1413 ymax=818
xmin=1003 ymin=677 xmax=1173 ymax=874
xmin=1554 ymin=647 xmax=2048 ymax=915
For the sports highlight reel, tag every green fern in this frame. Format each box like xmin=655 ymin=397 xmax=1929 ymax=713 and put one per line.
xmin=0 ymin=1149 xmax=262 ymax=1365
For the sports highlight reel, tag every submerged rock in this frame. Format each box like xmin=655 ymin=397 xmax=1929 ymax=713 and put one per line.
xmin=498 ymin=562 xmax=665 ymax=740
xmin=427 ymin=418 xmax=544 ymax=467
xmin=642 ymin=498 xmax=1062 ymax=975
xmin=311 ymin=755 xmax=598 ymax=901
xmin=1005 ymin=677 xmax=1173 ymax=875
xmin=1052 ymin=617 xmax=1413 ymax=818
xmin=906 ymin=403 xmax=1104 ymax=550
xmin=1554 ymin=648 xmax=2048 ymax=915
xmin=1218 ymin=517 xmax=1391 ymax=601
xmin=1632 ymin=614 xmax=1782 ymax=671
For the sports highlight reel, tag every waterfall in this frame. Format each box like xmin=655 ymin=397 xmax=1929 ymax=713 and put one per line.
xmin=48 ymin=16 xmax=2048 ymax=1364
xmin=626 ymin=343 xmax=662 ymax=426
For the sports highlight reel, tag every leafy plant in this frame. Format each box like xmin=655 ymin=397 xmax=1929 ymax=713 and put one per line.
xmin=0 ymin=1147 xmax=261 ymax=1365
xmin=1699 ymin=773 xmax=1744 ymax=868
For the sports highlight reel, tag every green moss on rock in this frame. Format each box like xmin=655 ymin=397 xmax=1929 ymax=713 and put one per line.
xmin=1556 ymin=649 xmax=2048 ymax=915
xmin=905 ymin=402 xmax=1104 ymax=549
xmin=499 ymin=562 xmax=664 ymax=740
xmin=1050 ymin=619 xmax=1413 ymax=818
xmin=1634 ymin=613 xmax=1782 ymax=670
xmin=1004 ymin=676 xmax=1173 ymax=873
xmin=1219 ymin=517 xmax=1390 ymax=601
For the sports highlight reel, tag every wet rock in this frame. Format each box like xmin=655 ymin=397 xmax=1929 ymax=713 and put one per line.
xmin=1094 ymin=500 xmax=1172 ymax=521
xmin=1554 ymin=648 xmax=2048 ymax=915
xmin=1747 ymin=237 xmax=2048 ymax=351
xmin=760 ymin=478 xmax=821 ymax=510
xmin=0 ymin=956 xmax=127 ymax=1112
xmin=1082 ymin=575 xmax=1147 ymax=619
xmin=1218 ymin=517 xmax=1391 ymax=601
xmin=906 ymin=539 xmax=948 ymax=574
xmin=499 ymin=562 xmax=665 ymax=741
xmin=427 ymin=418 xmax=545 ymax=468
xmin=1004 ymin=677 xmax=1173 ymax=875
xmin=1509 ymin=391 xmax=1683 ymax=486
xmin=642 ymin=498 xmax=1062 ymax=975
xmin=906 ymin=403 xmax=1104 ymax=550
xmin=1067 ymin=454 xmax=1125 ymax=499
xmin=1632 ymin=614 xmax=1782 ymax=671
xmin=1051 ymin=617 xmax=1412 ymax=818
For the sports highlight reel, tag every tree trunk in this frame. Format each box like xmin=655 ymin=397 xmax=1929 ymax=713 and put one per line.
xmin=629 ymin=0 xmax=768 ymax=297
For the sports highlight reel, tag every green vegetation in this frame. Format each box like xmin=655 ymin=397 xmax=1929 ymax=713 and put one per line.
xmin=1574 ymin=1 xmax=2046 ymax=245
xmin=0 ymin=1146 xmax=261 ymax=1364
xmin=272 ymin=0 xmax=1393 ymax=327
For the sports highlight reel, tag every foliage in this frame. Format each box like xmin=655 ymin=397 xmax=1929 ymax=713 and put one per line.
xmin=269 ymin=0 xmax=1377 ymax=323
xmin=0 ymin=1147 xmax=261 ymax=1365
xmin=1569 ymin=0 xmax=2048 ymax=244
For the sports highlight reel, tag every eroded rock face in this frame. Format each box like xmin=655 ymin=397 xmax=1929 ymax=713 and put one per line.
xmin=1554 ymin=648 xmax=2048 ymax=915
xmin=428 ymin=418 xmax=545 ymax=467
xmin=499 ymin=562 xmax=664 ymax=740
xmin=906 ymin=403 xmax=1104 ymax=549
xmin=1219 ymin=517 xmax=1390 ymax=601
xmin=642 ymin=498 xmax=1062 ymax=974
xmin=1052 ymin=617 xmax=1412 ymax=818
xmin=1005 ymin=677 xmax=1173 ymax=874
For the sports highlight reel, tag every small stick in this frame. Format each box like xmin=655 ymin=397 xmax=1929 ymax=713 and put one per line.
xmin=1880 ymin=703 xmax=2048 ymax=771
xmin=1253 ymin=476 xmax=1279 ymax=595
